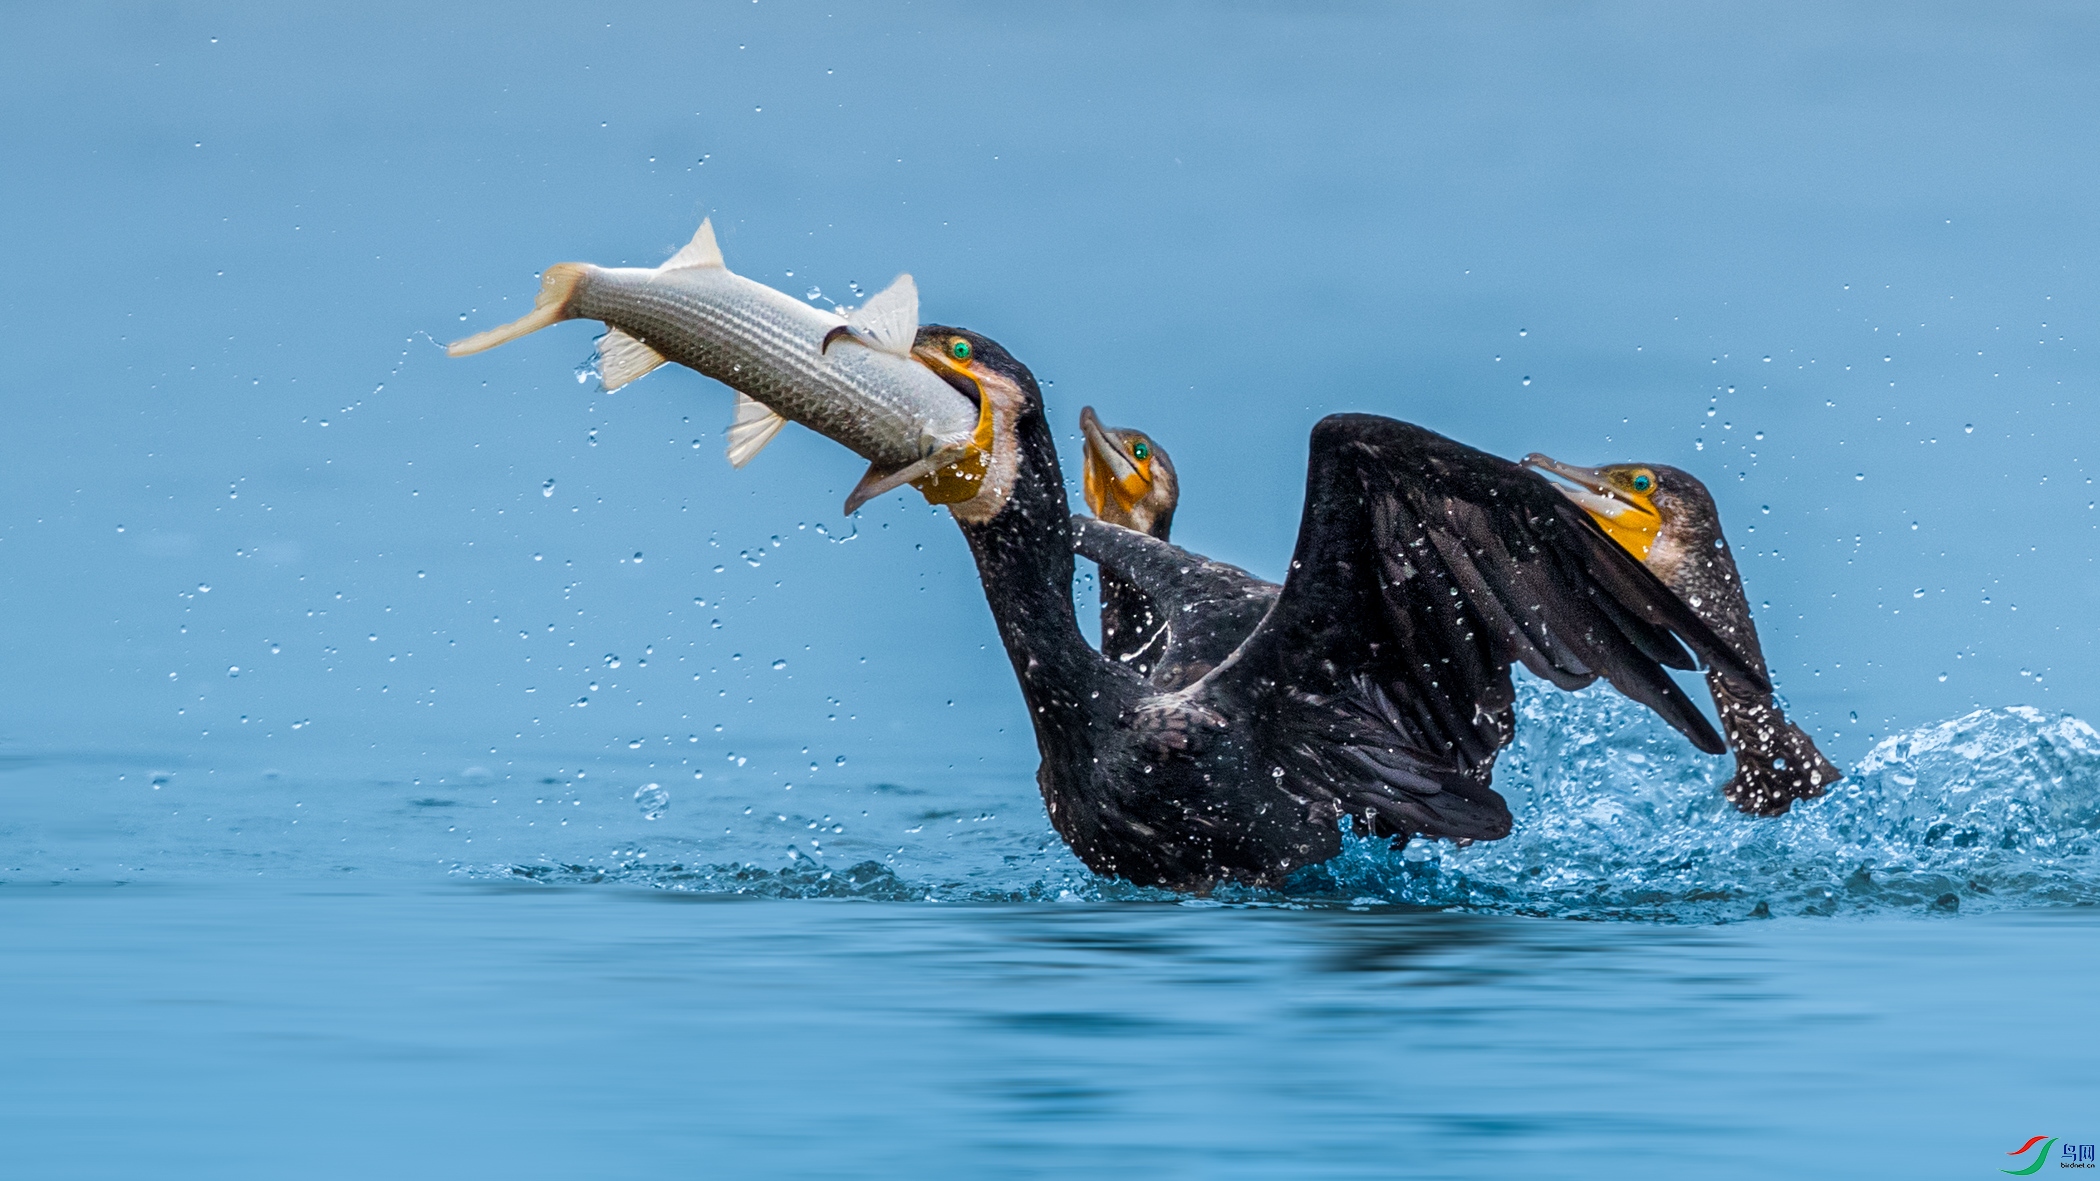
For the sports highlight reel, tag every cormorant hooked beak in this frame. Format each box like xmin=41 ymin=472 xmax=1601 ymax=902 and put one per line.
xmin=1521 ymin=453 xmax=1666 ymax=560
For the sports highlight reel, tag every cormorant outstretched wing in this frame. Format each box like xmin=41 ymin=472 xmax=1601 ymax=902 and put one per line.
xmin=1194 ymin=415 xmax=1764 ymax=840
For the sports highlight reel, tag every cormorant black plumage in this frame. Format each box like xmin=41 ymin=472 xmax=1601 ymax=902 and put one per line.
xmin=916 ymin=326 xmax=1765 ymax=890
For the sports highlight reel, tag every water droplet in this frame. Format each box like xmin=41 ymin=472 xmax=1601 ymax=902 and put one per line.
xmin=805 ymin=286 xmax=822 ymax=302
xmin=771 ymin=659 xmax=788 ymax=671
xmin=604 ymin=654 xmax=621 ymax=668
xmin=1517 ymin=328 xmax=1527 ymax=337
xmin=1854 ymin=473 xmax=1865 ymax=481
xmin=1913 ymin=588 xmax=1925 ymax=599
xmin=542 ymin=478 xmax=556 ymax=497
xmin=632 ymin=552 xmax=644 ymax=563
xmin=227 ymin=666 xmax=240 ymax=678
xmin=634 ymin=782 xmax=670 ymax=820
xmin=1521 ymin=376 xmax=1531 ymax=386
xmin=1964 ymin=424 xmax=1974 ymax=434
xmin=197 ymin=583 xmax=211 ymax=594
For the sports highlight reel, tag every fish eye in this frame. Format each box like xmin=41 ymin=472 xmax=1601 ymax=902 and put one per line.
xmin=948 ymin=338 xmax=972 ymax=362
xmin=1131 ymin=440 xmax=1151 ymax=461
xmin=1630 ymin=472 xmax=1654 ymax=494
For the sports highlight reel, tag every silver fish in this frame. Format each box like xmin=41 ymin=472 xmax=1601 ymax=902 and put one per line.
xmin=448 ymin=219 xmax=984 ymax=511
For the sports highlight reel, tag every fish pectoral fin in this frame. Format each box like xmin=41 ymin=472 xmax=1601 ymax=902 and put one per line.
xmin=831 ymin=273 xmax=919 ymax=358
xmin=725 ymin=392 xmax=788 ymax=467
xmin=843 ymin=460 xmax=918 ymax=516
xmin=596 ymin=328 xmax=666 ymax=391
xmin=660 ymin=217 xmax=726 ymax=271
xmin=841 ymin=440 xmax=972 ymax=515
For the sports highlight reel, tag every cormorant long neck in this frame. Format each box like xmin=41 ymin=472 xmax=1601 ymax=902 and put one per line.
xmin=957 ymin=408 xmax=1114 ymax=753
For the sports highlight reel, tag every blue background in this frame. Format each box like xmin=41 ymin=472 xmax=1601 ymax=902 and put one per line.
xmin=5 ymin=2 xmax=2094 ymax=780
xmin=3 ymin=5 xmax=2096 ymax=1177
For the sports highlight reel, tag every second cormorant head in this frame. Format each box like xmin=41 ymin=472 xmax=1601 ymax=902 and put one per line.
xmin=1078 ymin=406 xmax=1179 ymax=538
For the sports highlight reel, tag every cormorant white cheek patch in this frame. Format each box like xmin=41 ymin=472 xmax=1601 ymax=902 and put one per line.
xmin=1644 ymin=528 xmax=1692 ymax=585
xmin=948 ymin=379 xmax=1028 ymax=526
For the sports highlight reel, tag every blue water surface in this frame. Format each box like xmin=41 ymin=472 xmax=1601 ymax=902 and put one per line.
xmin=4 ymin=3 xmax=2099 ymax=1176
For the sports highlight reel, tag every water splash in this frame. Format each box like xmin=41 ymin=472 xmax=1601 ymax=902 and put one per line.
xmin=1311 ymin=684 xmax=2100 ymax=921
xmin=474 ymin=681 xmax=2100 ymax=921
xmin=633 ymin=782 xmax=670 ymax=820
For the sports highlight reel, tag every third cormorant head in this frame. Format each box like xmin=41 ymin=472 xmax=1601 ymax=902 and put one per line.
xmin=1515 ymin=456 xmax=1720 ymax=586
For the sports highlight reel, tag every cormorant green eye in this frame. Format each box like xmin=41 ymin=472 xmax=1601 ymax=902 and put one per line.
xmin=1631 ymin=473 xmax=1654 ymax=494
xmin=1131 ymin=441 xmax=1151 ymax=461
xmin=949 ymin=338 xmax=972 ymax=362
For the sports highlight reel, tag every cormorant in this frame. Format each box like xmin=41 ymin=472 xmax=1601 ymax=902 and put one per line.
xmin=1078 ymin=406 xmax=1179 ymax=677
xmin=1521 ymin=455 xmax=1842 ymax=815
xmin=1078 ymin=406 xmax=1279 ymax=692
xmin=904 ymin=325 xmax=1764 ymax=890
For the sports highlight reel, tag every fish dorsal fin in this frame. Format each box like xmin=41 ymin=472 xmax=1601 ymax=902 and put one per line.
xmin=838 ymin=273 xmax=919 ymax=357
xmin=596 ymin=328 xmax=667 ymax=391
xmin=725 ymin=392 xmax=788 ymax=467
xmin=661 ymin=218 xmax=726 ymax=271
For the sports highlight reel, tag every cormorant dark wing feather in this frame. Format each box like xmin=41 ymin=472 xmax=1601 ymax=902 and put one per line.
xmin=1192 ymin=415 xmax=1764 ymax=840
xmin=1072 ymin=517 xmax=1280 ymax=690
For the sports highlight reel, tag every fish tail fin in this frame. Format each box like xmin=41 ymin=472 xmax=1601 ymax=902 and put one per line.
xmin=1712 ymin=675 xmax=1842 ymax=816
xmin=447 ymin=263 xmax=589 ymax=356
